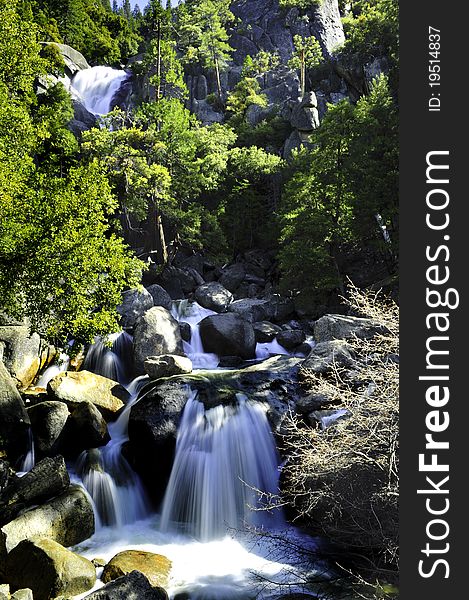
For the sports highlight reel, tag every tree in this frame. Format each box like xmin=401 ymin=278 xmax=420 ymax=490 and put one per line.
xmin=176 ymin=0 xmax=235 ymax=100
xmin=226 ymin=75 xmax=267 ymax=128
xmin=288 ymin=34 xmax=323 ymax=96
xmin=242 ymin=50 xmax=280 ymax=88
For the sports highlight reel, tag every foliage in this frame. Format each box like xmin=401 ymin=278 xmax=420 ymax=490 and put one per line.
xmin=279 ymin=0 xmax=321 ymax=10
xmin=288 ymin=34 xmax=324 ymax=95
xmin=226 ymin=75 xmax=267 ymax=128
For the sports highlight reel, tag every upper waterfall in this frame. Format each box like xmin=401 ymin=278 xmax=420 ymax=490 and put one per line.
xmin=71 ymin=66 xmax=129 ymax=115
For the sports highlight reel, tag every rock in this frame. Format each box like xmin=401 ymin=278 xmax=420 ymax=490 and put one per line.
xmin=218 ymin=356 xmax=244 ymax=368
xmin=160 ymin=266 xmax=199 ymax=298
xmin=133 ymin=307 xmax=184 ymax=375
xmin=277 ymin=330 xmax=306 ymax=350
xmin=0 ymin=585 xmax=8 ymax=600
xmin=67 ymin=401 xmax=111 ymax=450
xmin=283 ymin=129 xmax=303 ymax=158
xmin=300 ymin=340 xmax=355 ymax=375
xmin=228 ymin=299 xmax=270 ymax=323
xmin=117 ymin=288 xmax=154 ymax=329
xmin=144 ymin=355 xmax=193 ymax=380
xmin=72 ymin=99 xmax=97 ymax=129
xmin=0 ymin=485 xmax=95 ymax=570
xmin=0 ymin=460 xmax=14 ymax=494
xmin=0 ymin=326 xmax=43 ymax=389
xmin=11 ymin=590 xmax=33 ymax=600
xmin=290 ymin=94 xmax=320 ymax=131
xmin=82 ymin=570 xmax=168 ymax=600
xmin=219 ymin=264 xmax=246 ymax=292
xmin=44 ymin=43 xmax=90 ymax=75
xmin=266 ymin=295 xmax=296 ymax=323
xmin=27 ymin=401 xmax=69 ymax=458
xmin=0 ymin=456 xmax=70 ymax=526
xmin=0 ymin=361 xmax=30 ymax=467
xmin=191 ymin=99 xmax=223 ymax=125
xmin=146 ymin=284 xmax=173 ymax=310
xmin=308 ymin=409 xmax=351 ymax=429
xmin=195 ymin=282 xmax=233 ymax=313
xmin=295 ymin=393 xmax=334 ymax=414
xmin=179 ymin=322 xmax=191 ymax=343
xmin=4 ymin=538 xmax=96 ymax=600
xmin=47 ymin=371 xmax=129 ymax=420
xmin=128 ymin=382 xmax=192 ymax=502
xmin=253 ymin=321 xmax=282 ymax=343
xmin=199 ymin=314 xmax=256 ymax=359
xmin=194 ymin=74 xmax=208 ymax=100
xmin=102 ymin=550 xmax=171 ymax=588
xmin=310 ymin=0 xmax=345 ymax=57
xmin=313 ymin=314 xmax=386 ymax=342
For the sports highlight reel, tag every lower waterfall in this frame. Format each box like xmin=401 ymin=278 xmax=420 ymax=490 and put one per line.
xmin=70 ymin=66 xmax=129 ymax=115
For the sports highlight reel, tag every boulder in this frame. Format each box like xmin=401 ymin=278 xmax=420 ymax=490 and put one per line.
xmin=290 ymin=94 xmax=320 ymax=131
xmin=159 ymin=266 xmax=198 ymax=299
xmin=300 ymin=340 xmax=355 ymax=375
xmin=199 ymin=314 xmax=256 ymax=359
xmin=67 ymin=401 xmax=111 ymax=450
xmin=195 ymin=282 xmax=233 ymax=313
xmin=4 ymin=538 xmax=96 ymax=600
xmin=0 ymin=326 xmax=43 ymax=389
xmin=179 ymin=322 xmax=191 ymax=343
xmin=0 ymin=485 xmax=95 ymax=570
xmin=0 ymin=456 xmax=70 ymax=526
xmin=228 ymin=299 xmax=271 ymax=323
xmin=133 ymin=307 xmax=184 ymax=375
xmin=47 ymin=371 xmax=129 ymax=420
xmin=313 ymin=314 xmax=386 ymax=342
xmin=253 ymin=321 xmax=282 ymax=343
xmin=128 ymin=382 xmax=192 ymax=502
xmin=219 ymin=264 xmax=246 ymax=292
xmin=117 ymin=288 xmax=154 ymax=329
xmin=27 ymin=401 xmax=69 ymax=457
xmin=46 ymin=43 xmax=90 ymax=75
xmin=0 ymin=361 xmax=30 ymax=467
xmin=11 ymin=589 xmax=34 ymax=600
xmin=82 ymin=570 xmax=168 ymax=600
xmin=146 ymin=284 xmax=173 ymax=311
xmin=277 ymin=330 xmax=306 ymax=350
xmin=0 ymin=460 xmax=14 ymax=494
xmin=102 ymin=550 xmax=171 ymax=588
xmin=144 ymin=355 xmax=193 ymax=380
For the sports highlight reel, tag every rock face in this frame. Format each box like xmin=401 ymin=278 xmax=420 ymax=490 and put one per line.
xmin=313 ymin=314 xmax=386 ymax=342
xmin=45 ymin=43 xmax=90 ymax=75
xmin=117 ymin=288 xmax=154 ymax=329
xmin=47 ymin=371 xmax=129 ymax=420
xmin=0 ymin=361 xmax=30 ymax=466
xmin=0 ymin=485 xmax=95 ymax=567
xmin=195 ymin=282 xmax=233 ymax=313
xmin=0 ymin=456 xmax=70 ymax=526
xmin=27 ymin=401 xmax=69 ymax=458
xmin=144 ymin=355 xmax=193 ymax=380
xmin=5 ymin=538 xmax=96 ymax=600
xmin=83 ymin=570 xmax=168 ymax=600
xmin=102 ymin=550 xmax=171 ymax=589
xmin=0 ymin=326 xmax=44 ymax=389
xmin=133 ymin=307 xmax=184 ymax=375
xmin=199 ymin=314 xmax=256 ymax=359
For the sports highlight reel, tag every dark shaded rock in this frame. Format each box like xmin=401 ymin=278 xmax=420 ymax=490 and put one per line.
xmin=67 ymin=401 xmax=111 ymax=450
xmin=144 ymin=355 xmax=193 ymax=380
xmin=160 ymin=267 xmax=198 ymax=299
xmin=0 ymin=460 xmax=14 ymax=494
xmin=5 ymin=538 xmax=96 ymax=600
xmin=199 ymin=314 xmax=256 ymax=359
xmin=195 ymin=282 xmax=233 ymax=313
xmin=290 ymin=92 xmax=320 ymax=131
xmin=82 ymin=570 xmax=168 ymax=600
xmin=277 ymin=330 xmax=306 ymax=350
xmin=0 ymin=361 xmax=30 ymax=467
xmin=307 ymin=409 xmax=351 ymax=429
xmin=179 ymin=322 xmax=191 ymax=343
xmin=0 ymin=456 xmax=70 ymax=526
xmin=47 ymin=371 xmax=129 ymax=421
xmin=295 ymin=393 xmax=335 ymax=414
xmin=0 ymin=485 xmax=95 ymax=570
xmin=219 ymin=264 xmax=246 ymax=292
xmin=117 ymin=288 xmax=154 ymax=330
xmin=218 ymin=356 xmax=244 ymax=368
xmin=146 ymin=284 xmax=172 ymax=311
xmin=300 ymin=340 xmax=355 ymax=375
xmin=228 ymin=299 xmax=271 ymax=323
xmin=133 ymin=307 xmax=184 ymax=375
xmin=27 ymin=401 xmax=69 ymax=458
xmin=313 ymin=314 xmax=386 ymax=342
xmin=253 ymin=321 xmax=283 ymax=343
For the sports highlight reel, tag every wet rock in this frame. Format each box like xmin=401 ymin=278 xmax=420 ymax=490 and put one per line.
xmin=146 ymin=284 xmax=172 ymax=311
xmin=4 ymin=538 xmax=96 ymax=600
xmin=0 ymin=326 xmax=43 ymax=389
xmin=195 ymin=282 xmax=233 ymax=313
xmin=82 ymin=570 xmax=168 ymax=600
xmin=219 ymin=264 xmax=246 ymax=293
xmin=0 ymin=361 xmax=30 ymax=467
xmin=199 ymin=313 xmax=256 ymax=359
xmin=144 ymin=355 xmax=193 ymax=380
xmin=0 ymin=456 xmax=70 ymax=526
xmin=179 ymin=322 xmax=191 ymax=343
xmin=27 ymin=401 xmax=69 ymax=458
xmin=0 ymin=485 xmax=95 ymax=570
xmin=133 ymin=307 xmax=184 ymax=375
xmin=117 ymin=288 xmax=154 ymax=329
xmin=102 ymin=550 xmax=171 ymax=588
xmin=47 ymin=371 xmax=129 ymax=420
xmin=313 ymin=314 xmax=386 ymax=342
xmin=276 ymin=330 xmax=306 ymax=350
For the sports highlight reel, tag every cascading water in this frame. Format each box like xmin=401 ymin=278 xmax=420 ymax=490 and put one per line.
xmin=161 ymin=391 xmax=282 ymax=540
xmin=36 ymin=352 xmax=70 ymax=388
xmin=83 ymin=331 xmax=133 ymax=385
xmin=70 ymin=66 xmax=129 ymax=115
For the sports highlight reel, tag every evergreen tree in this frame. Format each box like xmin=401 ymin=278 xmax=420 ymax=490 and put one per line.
xmin=288 ymin=34 xmax=323 ymax=96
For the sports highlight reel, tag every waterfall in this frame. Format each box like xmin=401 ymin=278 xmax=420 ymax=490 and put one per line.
xmin=83 ymin=331 xmax=133 ymax=385
xmin=19 ymin=427 xmax=35 ymax=473
xmin=255 ymin=339 xmax=290 ymax=360
xmin=161 ymin=391 xmax=282 ymax=541
xmin=70 ymin=66 xmax=129 ymax=115
xmin=172 ymin=301 xmax=220 ymax=370
xmin=36 ymin=352 xmax=70 ymax=388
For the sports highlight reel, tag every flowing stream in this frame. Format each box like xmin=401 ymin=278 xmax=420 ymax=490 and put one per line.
xmin=70 ymin=66 xmax=129 ymax=115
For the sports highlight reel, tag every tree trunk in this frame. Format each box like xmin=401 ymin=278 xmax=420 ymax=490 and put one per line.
xmin=300 ymin=49 xmax=306 ymax=97
xmin=214 ymin=56 xmax=223 ymax=101
xmin=156 ymin=19 xmax=162 ymax=102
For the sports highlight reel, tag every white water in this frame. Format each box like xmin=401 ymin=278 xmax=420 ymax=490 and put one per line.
xmin=255 ymin=339 xmax=290 ymax=361
xmin=18 ymin=427 xmax=35 ymax=473
xmin=70 ymin=66 xmax=129 ymax=115
xmin=161 ymin=391 xmax=282 ymax=541
xmin=171 ymin=301 xmax=220 ymax=369
xmin=36 ymin=352 xmax=70 ymax=388
xmin=83 ymin=331 xmax=133 ymax=384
